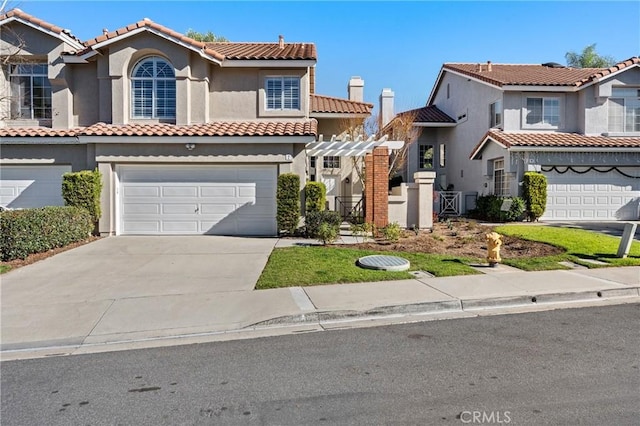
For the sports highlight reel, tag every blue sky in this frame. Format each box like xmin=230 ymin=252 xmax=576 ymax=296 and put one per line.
xmin=9 ymin=1 xmax=640 ymax=114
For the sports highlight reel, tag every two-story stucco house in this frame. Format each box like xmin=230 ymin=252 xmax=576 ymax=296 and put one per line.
xmin=0 ymin=9 xmax=372 ymax=235
xmin=394 ymin=58 xmax=640 ymax=221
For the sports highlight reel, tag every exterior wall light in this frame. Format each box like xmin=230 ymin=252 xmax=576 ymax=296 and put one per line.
xmin=185 ymin=143 xmax=196 ymax=151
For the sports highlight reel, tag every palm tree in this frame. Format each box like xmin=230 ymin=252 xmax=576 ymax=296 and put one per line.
xmin=565 ymin=44 xmax=617 ymax=68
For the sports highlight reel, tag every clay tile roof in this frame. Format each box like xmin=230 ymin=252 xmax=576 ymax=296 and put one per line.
xmin=82 ymin=19 xmax=225 ymax=61
xmin=444 ymin=57 xmax=640 ymax=88
xmin=80 ymin=19 xmax=316 ymax=61
xmin=81 ymin=121 xmax=317 ymax=137
xmin=471 ymin=129 xmax=640 ymax=159
xmin=0 ymin=127 xmax=81 ymax=138
xmin=310 ymin=94 xmax=373 ymax=114
xmin=205 ymin=42 xmax=317 ymax=60
xmin=0 ymin=8 xmax=83 ymax=46
xmin=400 ymin=105 xmax=456 ymax=123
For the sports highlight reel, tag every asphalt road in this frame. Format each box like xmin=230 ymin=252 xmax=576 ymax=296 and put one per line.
xmin=2 ymin=304 xmax=639 ymax=425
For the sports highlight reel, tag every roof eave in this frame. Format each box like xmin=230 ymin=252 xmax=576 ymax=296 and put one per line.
xmin=509 ymin=146 xmax=640 ymax=153
xmin=220 ymin=59 xmax=316 ymax=68
xmin=0 ymin=15 xmax=85 ymax=51
xmin=310 ymin=112 xmax=370 ymax=119
xmin=413 ymin=122 xmax=457 ymax=128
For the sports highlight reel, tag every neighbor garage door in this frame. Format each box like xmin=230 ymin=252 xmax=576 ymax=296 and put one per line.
xmin=0 ymin=165 xmax=71 ymax=209
xmin=119 ymin=165 xmax=277 ymax=235
xmin=541 ymin=168 xmax=640 ymax=221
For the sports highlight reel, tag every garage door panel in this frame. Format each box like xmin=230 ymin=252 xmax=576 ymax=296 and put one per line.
xmin=200 ymin=186 xmax=236 ymax=197
xmin=162 ymin=186 xmax=198 ymax=197
xmin=124 ymin=203 xmax=160 ymax=214
xmin=120 ymin=165 xmax=277 ymax=235
xmin=542 ymin=168 xmax=639 ymax=221
xmin=162 ymin=221 xmax=199 ymax=233
xmin=122 ymin=221 xmax=160 ymax=233
xmin=0 ymin=165 xmax=71 ymax=208
xmin=124 ymin=186 xmax=160 ymax=197
xmin=162 ymin=204 xmax=199 ymax=214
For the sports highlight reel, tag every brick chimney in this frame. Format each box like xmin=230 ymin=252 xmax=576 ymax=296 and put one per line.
xmin=379 ymin=88 xmax=395 ymax=128
xmin=348 ymin=76 xmax=364 ymax=102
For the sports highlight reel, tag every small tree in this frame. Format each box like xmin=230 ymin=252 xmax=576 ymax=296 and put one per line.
xmin=185 ymin=29 xmax=228 ymax=42
xmin=522 ymin=172 xmax=547 ymax=221
xmin=276 ymin=173 xmax=300 ymax=235
xmin=565 ymin=44 xmax=617 ymax=68
xmin=62 ymin=169 xmax=103 ymax=222
xmin=304 ymin=181 xmax=326 ymax=213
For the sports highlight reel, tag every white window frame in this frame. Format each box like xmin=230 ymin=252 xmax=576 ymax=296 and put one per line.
xmin=493 ymin=158 xmax=507 ymax=196
xmin=131 ymin=56 xmax=176 ymax=120
xmin=608 ymin=87 xmax=640 ymax=133
xmin=522 ymin=95 xmax=562 ymax=129
xmin=323 ymin=156 xmax=340 ymax=169
xmin=489 ymin=99 xmax=502 ymax=128
xmin=8 ymin=63 xmax=52 ymax=121
xmin=265 ymin=76 xmax=300 ymax=111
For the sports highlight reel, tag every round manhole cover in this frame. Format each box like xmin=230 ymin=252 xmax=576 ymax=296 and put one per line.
xmin=357 ymin=255 xmax=410 ymax=271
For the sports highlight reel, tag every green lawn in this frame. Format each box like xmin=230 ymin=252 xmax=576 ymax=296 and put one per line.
xmin=0 ymin=265 xmax=11 ymax=274
xmin=496 ymin=225 xmax=640 ymax=270
xmin=256 ymin=246 xmax=480 ymax=289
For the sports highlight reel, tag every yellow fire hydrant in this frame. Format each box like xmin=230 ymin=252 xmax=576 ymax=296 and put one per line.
xmin=486 ymin=232 xmax=503 ymax=267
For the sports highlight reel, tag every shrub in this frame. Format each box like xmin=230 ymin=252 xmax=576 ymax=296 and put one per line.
xmin=0 ymin=206 xmax=93 ymax=261
xmin=523 ymin=172 xmax=547 ymax=221
xmin=62 ymin=169 xmax=103 ymax=225
xmin=504 ymin=196 xmax=526 ymax=222
xmin=381 ymin=221 xmax=402 ymax=242
xmin=470 ymin=195 xmax=525 ymax=222
xmin=350 ymin=222 xmax=374 ymax=243
xmin=305 ymin=210 xmax=341 ymax=238
xmin=316 ymin=222 xmax=339 ymax=245
xmin=277 ymin=173 xmax=300 ymax=235
xmin=304 ymin=181 xmax=326 ymax=213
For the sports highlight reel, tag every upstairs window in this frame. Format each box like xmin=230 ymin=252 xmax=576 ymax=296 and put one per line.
xmin=525 ymin=97 xmax=560 ymax=127
xmin=609 ymin=87 xmax=640 ymax=133
xmin=266 ymin=77 xmax=300 ymax=110
xmin=131 ymin=57 xmax=176 ymax=119
xmin=489 ymin=100 xmax=502 ymax=128
xmin=9 ymin=64 xmax=51 ymax=120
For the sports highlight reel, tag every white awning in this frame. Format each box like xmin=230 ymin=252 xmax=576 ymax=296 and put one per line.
xmin=305 ymin=134 xmax=404 ymax=157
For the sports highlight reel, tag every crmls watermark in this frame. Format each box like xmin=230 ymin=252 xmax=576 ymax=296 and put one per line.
xmin=458 ymin=411 xmax=512 ymax=424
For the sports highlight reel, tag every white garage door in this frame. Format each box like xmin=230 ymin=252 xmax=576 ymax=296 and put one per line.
xmin=119 ymin=165 xmax=277 ymax=235
xmin=542 ymin=168 xmax=640 ymax=221
xmin=0 ymin=165 xmax=71 ymax=209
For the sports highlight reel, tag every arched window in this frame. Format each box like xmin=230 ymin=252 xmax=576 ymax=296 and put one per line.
xmin=131 ymin=57 xmax=176 ymax=119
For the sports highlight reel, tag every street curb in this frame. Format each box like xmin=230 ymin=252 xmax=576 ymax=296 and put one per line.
xmin=253 ymin=300 xmax=463 ymax=326
xmin=252 ymin=288 xmax=640 ymax=327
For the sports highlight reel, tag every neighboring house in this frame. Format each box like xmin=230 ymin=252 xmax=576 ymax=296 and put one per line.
xmin=0 ymin=9 xmax=372 ymax=235
xmin=391 ymin=58 xmax=640 ymax=221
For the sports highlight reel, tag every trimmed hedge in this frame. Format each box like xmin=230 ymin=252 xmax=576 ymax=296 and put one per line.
xmin=305 ymin=181 xmax=326 ymax=213
xmin=0 ymin=206 xmax=93 ymax=261
xmin=62 ymin=169 xmax=103 ymax=225
xmin=523 ymin=172 xmax=547 ymax=221
xmin=470 ymin=195 xmax=525 ymax=222
xmin=277 ymin=173 xmax=300 ymax=235
xmin=305 ymin=210 xmax=341 ymax=238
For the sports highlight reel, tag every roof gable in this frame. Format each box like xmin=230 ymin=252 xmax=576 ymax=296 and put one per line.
xmin=0 ymin=8 xmax=84 ymax=50
xmin=470 ymin=130 xmax=640 ymax=159
xmin=310 ymin=94 xmax=373 ymax=115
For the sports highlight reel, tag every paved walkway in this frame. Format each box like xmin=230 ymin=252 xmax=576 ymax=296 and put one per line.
xmin=1 ymin=234 xmax=639 ymax=360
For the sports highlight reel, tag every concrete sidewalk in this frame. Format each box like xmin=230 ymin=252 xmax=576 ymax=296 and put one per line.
xmin=2 ymin=234 xmax=638 ymax=360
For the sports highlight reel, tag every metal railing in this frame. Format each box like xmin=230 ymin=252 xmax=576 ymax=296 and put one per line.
xmin=335 ymin=196 xmax=364 ymax=222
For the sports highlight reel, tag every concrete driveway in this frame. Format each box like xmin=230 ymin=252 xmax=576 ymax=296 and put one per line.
xmin=1 ymin=236 xmax=303 ymax=351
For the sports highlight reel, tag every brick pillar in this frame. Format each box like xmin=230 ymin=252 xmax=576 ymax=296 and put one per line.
xmin=365 ymin=146 xmax=389 ymax=228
